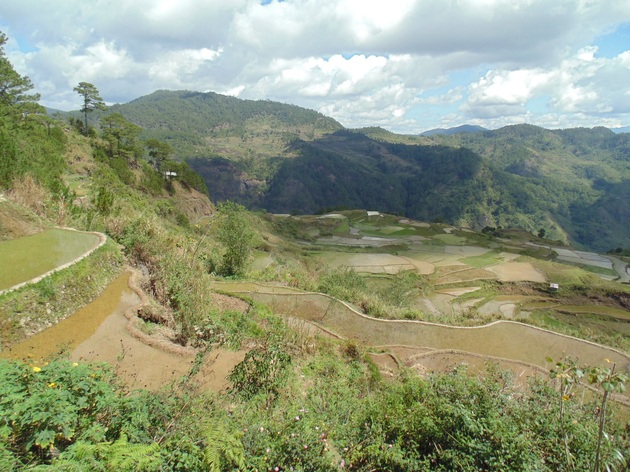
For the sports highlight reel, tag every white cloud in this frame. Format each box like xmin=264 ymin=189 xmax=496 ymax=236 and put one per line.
xmin=463 ymin=68 xmax=553 ymax=117
xmin=459 ymin=45 xmax=630 ymax=125
xmin=1 ymin=0 xmax=630 ymax=129
xmin=148 ymin=47 xmax=223 ymax=86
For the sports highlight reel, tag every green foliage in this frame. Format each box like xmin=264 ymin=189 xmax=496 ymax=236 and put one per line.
xmin=55 ymin=434 xmax=163 ymax=471
xmin=216 ymin=201 xmax=256 ymax=277
xmin=228 ymin=336 xmax=292 ymax=403
xmin=94 ymin=186 xmax=114 ymax=215
xmin=100 ymin=113 xmax=142 ymax=162
xmin=0 ymin=33 xmax=67 ymax=193
xmin=144 ymin=138 xmax=172 ymax=171
xmin=318 ymin=266 xmax=367 ymax=302
xmin=586 ymin=363 xmax=629 ymax=472
xmin=548 ymin=357 xmax=630 ymax=472
xmin=164 ymin=160 xmax=208 ymax=194
xmin=0 ymin=359 xmax=120 ymax=465
xmin=0 ymin=32 xmax=43 ymax=122
xmin=138 ymin=162 xmax=165 ymax=195
xmin=202 ymin=422 xmax=246 ymax=472
xmin=378 ymin=270 xmax=427 ymax=306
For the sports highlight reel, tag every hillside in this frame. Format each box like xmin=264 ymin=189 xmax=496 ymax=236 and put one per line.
xmin=104 ymin=89 xmax=342 ymax=161
xmin=379 ymin=124 xmax=630 ymax=252
xmin=420 ymin=124 xmax=488 ymax=136
xmin=3 ymin=37 xmax=630 ymax=469
xmin=76 ymin=90 xmax=630 ymax=252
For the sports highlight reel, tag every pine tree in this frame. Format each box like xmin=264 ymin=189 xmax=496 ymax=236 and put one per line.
xmin=73 ymin=81 xmax=106 ymax=136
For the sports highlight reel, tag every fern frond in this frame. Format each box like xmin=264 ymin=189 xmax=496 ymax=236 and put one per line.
xmin=203 ymin=424 xmax=246 ymax=472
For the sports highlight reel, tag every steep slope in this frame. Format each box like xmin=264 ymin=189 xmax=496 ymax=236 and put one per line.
xmin=396 ymin=125 xmax=630 ymax=251
xmin=262 ymin=131 xmax=561 ymax=237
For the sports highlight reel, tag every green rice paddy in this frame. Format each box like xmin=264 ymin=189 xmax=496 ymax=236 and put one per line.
xmin=0 ymin=229 xmax=101 ymax=291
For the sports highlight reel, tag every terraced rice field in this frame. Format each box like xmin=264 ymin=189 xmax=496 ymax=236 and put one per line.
xmin=214 ymin=282 xmax=630 ymax=376
xmin=0 ymin=228 xmax=102 ymax=291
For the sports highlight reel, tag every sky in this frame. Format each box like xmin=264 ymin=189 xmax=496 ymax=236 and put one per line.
xmin=1 ymin=0 xmax=630 ymax=134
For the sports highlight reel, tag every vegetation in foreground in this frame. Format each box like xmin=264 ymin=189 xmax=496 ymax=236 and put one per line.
xmin=2 ymin=354 xmax=630 ymax=471
xmin=2 ymin=31 xmax=630 ymax=470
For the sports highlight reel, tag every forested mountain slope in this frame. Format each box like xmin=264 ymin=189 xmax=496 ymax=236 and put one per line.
xmin=362 ymin=125 xmax=630 ymax=251
xmin=82 ymin=91 xmax=630 ymax=252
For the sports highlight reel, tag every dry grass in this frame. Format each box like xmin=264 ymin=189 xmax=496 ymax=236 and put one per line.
xmin=0 ymin=201 xmax=41 ymax=240
xmin=7 ymin=175 xmax=49 ymax=218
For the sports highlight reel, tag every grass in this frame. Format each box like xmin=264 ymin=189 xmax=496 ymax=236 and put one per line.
xmin=529 ymin=258 xmax=598 ymax=286
xmin=433 ymin=233 xmax=468 ymax=245
xmin=460 ymin=251 xmax=502 ymax=268
xmin=575 ymin=264 xmax=618 ymax=278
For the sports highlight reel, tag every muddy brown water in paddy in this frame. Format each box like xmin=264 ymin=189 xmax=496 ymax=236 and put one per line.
xmin=214 ymin=282 xmax=630 ymax=380
xmin=1 ymin=272 xmax=134 ymax=360
xmin=2 ymin=271 xmax=244 ymax=391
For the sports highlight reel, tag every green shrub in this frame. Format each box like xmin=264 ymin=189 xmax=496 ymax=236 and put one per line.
xmin=216 ymin=201 xmax=256 ymax=277
xmin=228 ymin=336 xmax=291 ymax=404
xmin=318 ymin=266 xmax=367 ymax=302
xmin=0 ymin=359 xmax=120 ymax=465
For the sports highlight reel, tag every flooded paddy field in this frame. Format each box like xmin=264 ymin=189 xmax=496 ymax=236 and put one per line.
xmin=3 ymin=271 xmax=245 ymax=391
xmin=215 ymin=282 xmax=630 ymax=376
xmin=0 ymin=228 xmax=102 ymax=291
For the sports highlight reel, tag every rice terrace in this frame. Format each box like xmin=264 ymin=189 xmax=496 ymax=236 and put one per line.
xmin=3 ymin=10 xmax=630 ymax=464
xmin=221 ymin=211 xmax=630 ymax=392
xmin=4 ymin=207 xmax=630 ymax=395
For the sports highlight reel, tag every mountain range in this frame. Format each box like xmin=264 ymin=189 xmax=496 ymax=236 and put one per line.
xmin=75 ymin=90 xmax=630 ymax=252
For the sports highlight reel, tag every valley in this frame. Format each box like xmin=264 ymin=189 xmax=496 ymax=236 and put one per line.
xmin=2 ymin=41 xmax=630 ymax=468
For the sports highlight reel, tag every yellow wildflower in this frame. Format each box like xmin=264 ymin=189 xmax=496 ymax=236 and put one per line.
xmin=72 ymin=362 xmax=79 ymax=367
xmin=32 ymin=366 xmax=41 ymax=373
xmin=48 ymin=382 xmax=56 ymax=388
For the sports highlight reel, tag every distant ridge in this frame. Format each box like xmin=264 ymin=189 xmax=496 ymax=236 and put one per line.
xmin=611 ymin=126 xmax=630 ymax=134
xmin=421 ymin=124 xmax=488 ymax=136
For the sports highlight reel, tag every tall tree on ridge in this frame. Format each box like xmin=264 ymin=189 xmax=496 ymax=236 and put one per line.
xmin=73 ymin=81 xmax=106 ymax=136
xmin=100 ymin=112 xmax=141 ymax=161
